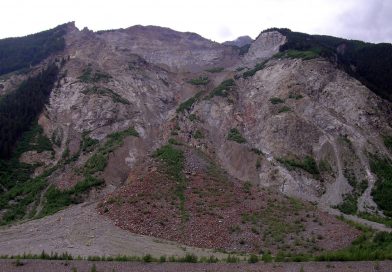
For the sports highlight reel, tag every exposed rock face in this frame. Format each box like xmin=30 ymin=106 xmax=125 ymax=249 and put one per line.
xmin=244 ymin=31 xmax=286 ymax=63
xmin=95 ymin=25 xmax=240 ymax=72
xmin=176 ymin=57 xmax=392 ymax=212
xmin=2 ymin=24 xmax=392 ymax=255
xmin=31 ymin=25 xmax=392 ymax=214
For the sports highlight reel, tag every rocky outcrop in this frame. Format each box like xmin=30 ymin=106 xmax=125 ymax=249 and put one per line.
xmin=244 ymin=31 xmax=286 ymax=63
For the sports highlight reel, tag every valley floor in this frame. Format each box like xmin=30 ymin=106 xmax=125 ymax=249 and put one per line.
xmin=0 ymin=202 xmax=223 ymax=258
xmin=0 ymin=259 xmax=390 ymax=272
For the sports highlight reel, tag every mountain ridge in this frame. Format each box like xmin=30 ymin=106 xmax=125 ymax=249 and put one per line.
xmin=0 ymin=23 xmax=391 ymax=261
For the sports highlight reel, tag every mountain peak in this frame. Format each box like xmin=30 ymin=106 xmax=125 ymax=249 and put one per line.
xmin=223 ymin=35 xmax=253 ymax=47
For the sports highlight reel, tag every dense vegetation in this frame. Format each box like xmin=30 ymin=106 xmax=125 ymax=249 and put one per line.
xmin=263 ymin=28 xmax=392 ymax=102
xmin=370 ymin=156 xmax=392 ymax=217
xmin=0 ymin=24 xmax=66 ymax=76
xmin=277 ymin=156 xmax=320 ymax=177
xmin=0 ymin=123 xmax=53 ymax=224
xmin=0 ymin=63 xmax=60 ymax=159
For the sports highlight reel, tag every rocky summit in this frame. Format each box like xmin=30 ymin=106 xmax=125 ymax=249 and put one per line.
xmin=0 ymin=22 xmax=391 ymax=264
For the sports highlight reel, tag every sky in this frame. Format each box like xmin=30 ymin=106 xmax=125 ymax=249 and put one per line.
xmin=1 ymin=0 xmax=391 ymax=43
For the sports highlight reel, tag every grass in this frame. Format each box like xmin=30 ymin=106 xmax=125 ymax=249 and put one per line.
xmin=358 ymin=212 xmax=392 ymax=227
xmin=207 ymin=79 xmax=235 ymax=98
xmin=205 ymin=67 xmax=224 ymax=73
xmin=82 ymin=86 xmax=130 ymax=104
xmin=269 ymin=97 xmax=285 ymax=104
xmin=39 ymin=175 xmax=104 ymax=217
xmin=1 ymin=227 xmax=391 ymax=262
xmin=369 ymin=155 xmax=392 ymax=217
xmin=243 ymin=62 xmax=267 ymax=78
xmin=277 ymin=156 xmax=320 ymax=176
xmin=315 ymin=231 xmax=392 ymax=261
xmin=0 ymin=252 xmax=232 ymax=263
xmin=188 ymin=76 xmax=209 ymax=86
xmin=153 ymin=144 xmax=188 ymax=221
xmin=227 ymin=128 xmax=246 ymax=143
xmin=84 ymin=128 xmax=139 ymax=175
xmin=275 ymin=49 xmax=320 ymax=60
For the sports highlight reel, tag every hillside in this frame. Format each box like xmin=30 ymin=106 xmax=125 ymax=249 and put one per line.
xmin=0 ymin=22 xmax=391 ymax=263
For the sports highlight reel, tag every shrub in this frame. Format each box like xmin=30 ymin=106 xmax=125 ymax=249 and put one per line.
xmin=277 ymin=156 xmax=320 ymax=176
xmin=227 ymin=128 xmax=246 ymax=143
xmin=176 ymin=92 xmax=203 ymax=113
xmin=168 ymin=138 xmax=182 ymax=145
xmin=180 ymin=254 xmax=198 ymax=263
xmin=243 ymin=62 xmax=266 ymax=78
xmin=142 ymin=254 xmax=153 ymax=263
xmin=269 ymin=97 xmax=285 ymax=104
xmin=289 ymin=93 xmax=304 ymax=100
xmin=205 ymin=67 xmax=224 ymax=73
xmin=188 ymin=76 xmax=209 ymax=85
xmin=193 ymin=130 xmax=204 ymax=139
xmin=208 ymin=79 xmax=235 ymax=98
xmin=251 ymin=148 xmax=263 ymax=155
xmin=335 ymin=194 xmax=358 ymax=214
xmin=82 ymin=136 xmax=99 ymax=152
xmin=256 ymin=158 xmax=261 ymax=169
xmin=261 ymin=253 xmax=273 ymax=263
xmin=39 ymin=175 xmax=103 ymax=216
xmin=248 ymin=254 xmax=259 ymax=263
xmin=278 ymin=106 xmax=291 ymax=113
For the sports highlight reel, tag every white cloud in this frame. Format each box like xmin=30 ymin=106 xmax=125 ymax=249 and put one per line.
xmin=0 ymin=0 xmax=390 ymax=43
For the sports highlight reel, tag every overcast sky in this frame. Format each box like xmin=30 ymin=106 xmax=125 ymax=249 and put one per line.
xmin=1 ymin=0 xmax=391 ymax=43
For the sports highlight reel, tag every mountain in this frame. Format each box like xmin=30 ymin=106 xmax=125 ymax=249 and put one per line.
xmin=223 ymin=35 xmax=253 ymax=47
xmin=0 ymin=22 xmax=391 ymax=261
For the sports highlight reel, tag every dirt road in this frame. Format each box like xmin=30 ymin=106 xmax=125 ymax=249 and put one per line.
xmin=0 ymin=259 xmax=391 ymax=272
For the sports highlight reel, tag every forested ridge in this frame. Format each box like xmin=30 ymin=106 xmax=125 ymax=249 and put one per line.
xmin=0 ymin=23 xmax=67 ymax=76
xmin=0 ymin=63 xmax=60 ymax=159
xmin=266 ymin=28 xmax=392 ymax=102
